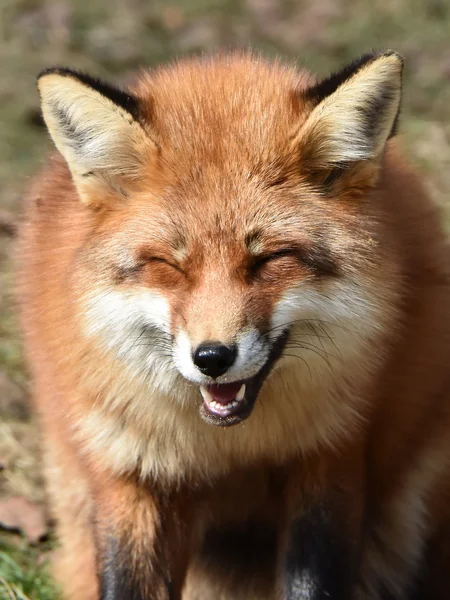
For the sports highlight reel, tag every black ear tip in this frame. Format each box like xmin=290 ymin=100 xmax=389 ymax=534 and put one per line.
xmin=383 ymin=50 xmax=404 ymax=62
xmin=382 ymin=51 xmax=404 ymax=74
xmin=36 ymin=66 xmax=140 ymax=121
xmin=305 ymin=50 xmax=404 ymax=105
xmin=368 ymin=50 xmax=403 ymax=77
xmin=37 ymin=66 xmax=82 ymax=83
xmin=362 ymin=49 xmax=403 ymax=63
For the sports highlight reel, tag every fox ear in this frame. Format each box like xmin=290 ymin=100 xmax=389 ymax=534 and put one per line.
xmin=37 ymin=68 xmax=155 ymax=204
xmin=297 ymin=51 xmax=403 ymax=175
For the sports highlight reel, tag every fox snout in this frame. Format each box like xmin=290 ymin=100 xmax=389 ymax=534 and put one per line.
xmin=172 ymin=326 xmax=287 ymax=425
xmin=192 ymin=343 xmax=237 ymax=378
xmin=173 ymin=326 xmax=273 ymax=383
xmin=169 ymin=316 xmax=290 ymax=425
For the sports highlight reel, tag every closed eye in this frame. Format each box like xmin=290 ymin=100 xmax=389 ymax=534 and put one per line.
xmin=250 ymin=244 xmax=339 ymax=278
xmin=140 ymin=255 xmax=185 ymax=275
xmin=250 ymin=248 xmax=299 ymax=271
xmin=115 ymin=255 xmax=185 ymax=282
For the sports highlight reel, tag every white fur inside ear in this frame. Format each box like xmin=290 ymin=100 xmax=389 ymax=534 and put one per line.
xmin=300 ymin=54 xmax=402 ymax=167
xmin=38 ymin=73 xmax=153 ymax=198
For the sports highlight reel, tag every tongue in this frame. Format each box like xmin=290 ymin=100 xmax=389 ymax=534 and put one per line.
xmin=206 ymin=382 xmax=242 ymax=405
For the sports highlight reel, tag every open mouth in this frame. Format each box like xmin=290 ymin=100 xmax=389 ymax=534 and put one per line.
xmin=200 ymin=381 xmax=248 ymax=422
xmin=198 ymin=331 xmax=288 ymax=427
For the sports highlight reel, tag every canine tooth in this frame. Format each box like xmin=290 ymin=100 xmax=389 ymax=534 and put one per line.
xmin=200 ymin=386 xmax=213 ymax=404
xmin=236 ymin=384 xmax=246 ymax=401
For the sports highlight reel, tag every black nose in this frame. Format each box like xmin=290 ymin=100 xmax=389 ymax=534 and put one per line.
xmin=193 ymin=343 xmax=237 ymax=378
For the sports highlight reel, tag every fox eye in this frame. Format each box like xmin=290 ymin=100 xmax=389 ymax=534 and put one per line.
xmin=115 ymin=255 xmax=185 ymax=282
xmin=250 ymin=249 xmax=299 ymax=272
xmin=141 ymin=255 xmax=185 ymax=274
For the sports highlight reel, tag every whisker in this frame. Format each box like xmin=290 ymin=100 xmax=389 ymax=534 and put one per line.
xmin=263 ymin=317 xmax=356 ymax=338
xmin=284 ymin=342 xmax=340 ymax=365
xmin=281 ymin=353 xmax=312 ymax=379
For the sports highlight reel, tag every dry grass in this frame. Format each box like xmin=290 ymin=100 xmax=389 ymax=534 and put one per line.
xmin=0 ymin=0 xmax=449 ymax=595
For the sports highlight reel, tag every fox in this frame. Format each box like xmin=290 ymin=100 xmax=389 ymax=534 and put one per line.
xmin=16 ymin=50 xmax=450 ymax=599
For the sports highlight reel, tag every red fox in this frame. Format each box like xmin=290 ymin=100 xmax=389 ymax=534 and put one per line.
xmin=17 ymin=51 xmax=450 ymax=599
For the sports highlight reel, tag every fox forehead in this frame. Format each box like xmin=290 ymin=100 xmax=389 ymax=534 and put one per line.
xmin=132 ymin=54 xmax=313 ymax=173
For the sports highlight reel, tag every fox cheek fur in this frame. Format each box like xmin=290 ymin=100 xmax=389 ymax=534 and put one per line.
xmin=17 ymin=51 xmax=450 ymax=600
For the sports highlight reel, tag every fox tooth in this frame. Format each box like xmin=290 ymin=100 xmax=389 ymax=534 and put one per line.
xmin=200 ymin=386 xmax=213 ymax=404
xmin=236 ymin=384 xmax=246 ymax=401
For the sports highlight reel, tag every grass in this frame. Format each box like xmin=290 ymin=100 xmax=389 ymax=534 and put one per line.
xmin=0 ymin=0 xmax=449 ymax=596
xmin=0 ymin=537 xmax=58 ymax=600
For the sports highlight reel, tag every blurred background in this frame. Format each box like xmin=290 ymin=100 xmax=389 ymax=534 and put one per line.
xmin=0 ymin=0 xmax=449 ymax=597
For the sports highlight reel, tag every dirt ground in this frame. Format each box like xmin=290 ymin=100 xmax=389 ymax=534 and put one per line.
xmin=0 ymin=0 xmax=449 ymax=597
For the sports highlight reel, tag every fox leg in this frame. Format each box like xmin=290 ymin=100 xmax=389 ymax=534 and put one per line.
xmin=281 ymin=502 xmax=360 ymax=600
xmin=40 ymin=422 xmax=98 ymax=600
xmin=92 ymin=475 xmax=190 ymax=600
xmin=280 ymin=449 xmax=364 ymax=600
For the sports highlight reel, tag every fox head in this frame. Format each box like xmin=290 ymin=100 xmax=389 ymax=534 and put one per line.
xmin=38 ymin=52 xmax=403 ymax=429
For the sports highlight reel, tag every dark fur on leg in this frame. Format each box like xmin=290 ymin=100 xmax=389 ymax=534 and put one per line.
xmin=284 ymin=504 xmax=355 ymax=600
xmin=98 ymin=533 xmax=174 ymax=600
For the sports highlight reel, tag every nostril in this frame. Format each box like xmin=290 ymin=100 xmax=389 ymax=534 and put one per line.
xmin=193 ymin=343 xmax=237 ymax=378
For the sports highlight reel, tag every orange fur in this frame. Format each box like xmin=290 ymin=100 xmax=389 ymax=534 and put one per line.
xmin=17 ymin=52 xmax=450 ymax=599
